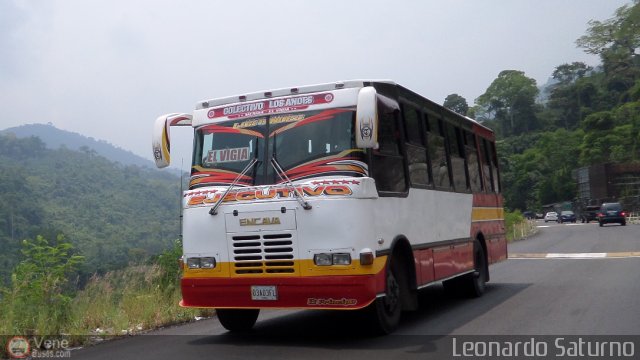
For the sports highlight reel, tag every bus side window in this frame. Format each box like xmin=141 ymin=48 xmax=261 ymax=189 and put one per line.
xmin=480 ymin=138 xmax=495 ymax=192
xmin=402 ymin=104 xmax=429 ymax=187
xmin=490 ymin=141 xmax=500 ymax=192
xmin=466 ymin=132 xmax=483 ymax=192
xmin=446 ymin=122 xmax=469 ymax=192
xmin=426 ymin=115 xmax=450 ymax=190
xmin=372 ymin=109 xmax=407 ymax=193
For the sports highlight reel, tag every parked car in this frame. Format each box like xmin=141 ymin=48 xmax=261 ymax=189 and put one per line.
xmin=522 ymin=211 xmax=536 ymax=220
xmin=558 ymin=210 xmax=577 ymax=223
xmin=544 ymin=212 xmax=558 ymax=222
xmin=597 ymin=202 xmax=627 ymax=226
xmin=580 ymin=205 xmax=600 ymax=223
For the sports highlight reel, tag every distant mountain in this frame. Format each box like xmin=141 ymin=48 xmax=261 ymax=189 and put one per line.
xmin=0 ymin=133 xmax=183 ymax=284
xmin=1 ymin=123 xmax=155 ymax=169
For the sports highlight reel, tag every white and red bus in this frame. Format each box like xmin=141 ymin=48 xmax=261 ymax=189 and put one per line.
xmin=151 ymin=80 xmax=506 ymax=334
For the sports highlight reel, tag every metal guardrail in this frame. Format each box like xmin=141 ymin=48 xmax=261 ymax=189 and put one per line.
xmin=628 ymin=212 xmax=640 ymax=225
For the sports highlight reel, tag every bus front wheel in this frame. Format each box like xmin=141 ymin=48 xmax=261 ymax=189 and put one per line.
xmin=216 ymin=309 xmax=260 ymax=332
xmin=368 ymin=256 xmax=403 ymax=334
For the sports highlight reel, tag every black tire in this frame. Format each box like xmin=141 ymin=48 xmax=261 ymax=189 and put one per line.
xmin=462 ymin=240 xmax=488 ymax=298
xmin=599 ymin=221 xmax=603 ymax=227
xmin=367 ymin=256 xmax=403 ymax=334
xmin=444 ymin=240 xmax=487 ymax=298
xmin=621 ymin=220 xmax=626 ymax=226
xmin=216 ymin=309 xmax=260 ymax=332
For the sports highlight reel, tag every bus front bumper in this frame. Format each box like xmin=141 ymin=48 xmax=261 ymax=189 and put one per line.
xmin=180 ymin=274 xmax=383 ymax=310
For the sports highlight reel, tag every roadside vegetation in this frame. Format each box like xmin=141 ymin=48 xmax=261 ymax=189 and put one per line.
xmin=0 ymin=236 xmax=211 ymax=348
xmin=505 ymin=211 xmax=537 ymax=242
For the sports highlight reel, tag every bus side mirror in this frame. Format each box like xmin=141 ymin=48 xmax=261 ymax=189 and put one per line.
xmin=151 ymin=113 xmax=192 ymax=168
xmin=355 ymin=87 xmax=379 ymax=149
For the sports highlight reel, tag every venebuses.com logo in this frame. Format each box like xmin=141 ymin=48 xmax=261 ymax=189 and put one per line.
xmin=6 ymin=336 xmax=30 ymax=358
xmin=5 ymin=335 xmax=71 ymax=359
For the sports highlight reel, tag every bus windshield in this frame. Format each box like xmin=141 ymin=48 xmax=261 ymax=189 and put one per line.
xmin=192 ymin=108 xmax=367 ymax=188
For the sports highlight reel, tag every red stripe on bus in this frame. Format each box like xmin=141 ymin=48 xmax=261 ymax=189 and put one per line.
xmin=180 ymin=274 xmax=383 ymax=310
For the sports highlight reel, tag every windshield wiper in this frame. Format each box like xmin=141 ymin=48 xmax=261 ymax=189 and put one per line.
xmin=270 ymin=157 xmax=312 ymax=210
xmin=209 ymin=157 xmax=259 ymax=215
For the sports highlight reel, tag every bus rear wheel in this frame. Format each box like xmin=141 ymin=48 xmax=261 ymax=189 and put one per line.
xmin=444 ymin=240 xmax=487 ymax=298
xmin=367 ymin=256 xmax=403 ymax=334
xmin=462 ymin=239 xmax=487 ymax=298
xmin=216 ymin=309 xmax=260 ymax=332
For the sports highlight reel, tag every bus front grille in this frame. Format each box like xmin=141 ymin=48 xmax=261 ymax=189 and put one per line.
xmin=230 ymin=232 xmax=298 ymax=275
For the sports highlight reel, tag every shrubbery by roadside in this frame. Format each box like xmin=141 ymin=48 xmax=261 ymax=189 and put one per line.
xmin=505 ymin=210 xmax=537 ymax=242
xmin=0 ymin=235 xmax=212 ymax=357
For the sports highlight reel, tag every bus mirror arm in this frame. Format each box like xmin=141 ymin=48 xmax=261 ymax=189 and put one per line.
xmin=209 ymin=158 xmax=259 ymax=216
xmin=270 ymin=158 xmax=312 ymax=210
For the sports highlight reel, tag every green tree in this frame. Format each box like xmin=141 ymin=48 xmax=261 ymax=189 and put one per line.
xmin=443 ymin=93 xmax=469 ymax=115
xmin=154 ymin=238 xmax=183 ymax=295
xmin=548 ymin=62 xmax=594 ymax=129
xmin=577 ymin=1 xmax=640 ymax=102
xmin=500 ymin=130 xmax=582 ymax=210
xmin=579 ymin=101 xmax=640 ymax=164
xmin=1 ymin=234 xmax=84 ymax=334
xmin=475 ymin=70 xmax=540 ymax=137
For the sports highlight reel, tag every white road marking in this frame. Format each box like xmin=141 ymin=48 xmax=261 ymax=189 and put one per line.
xmin=546 ymin=253 xmax=606 ymax=259
xmin=510 ymin=252 xmax=640 ymax=260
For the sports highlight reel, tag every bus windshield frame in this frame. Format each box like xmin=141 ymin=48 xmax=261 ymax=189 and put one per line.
xmin=191 ymin=108 xmax=367 ymax=188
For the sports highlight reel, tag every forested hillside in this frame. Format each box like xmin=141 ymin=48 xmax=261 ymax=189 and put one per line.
xmin=0 ymin=134 xmax=182 ymax=284
xmin=446 ymin=1 xmax=640 ymax=211
xmin=1 ymin=123 xmax=156 ymax=169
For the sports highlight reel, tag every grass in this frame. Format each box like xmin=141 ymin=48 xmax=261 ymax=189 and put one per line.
xmin=66 ymin=264 xmax=210 ymax=336
xmin=505 ymin=210 xmax=537 ymax=242
xmin=0 ymin=263 xmax=213 ymax=358
xmin=0 ymin=262 xmax=215 ymax=358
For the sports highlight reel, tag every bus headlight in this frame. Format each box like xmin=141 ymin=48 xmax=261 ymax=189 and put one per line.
xmin=200 ymin=257 xmax=216 ymax=269
xmin=187 ymin=257 xmax=201 ymax=269
xmin=314 ymin=253 xmax=333 ymax=266
xmin=332 ymin=253 xmax=352 ymax=265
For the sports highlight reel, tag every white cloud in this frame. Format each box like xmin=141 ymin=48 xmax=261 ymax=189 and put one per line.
xmin=0 ymin=0 xmax=631 ymax=167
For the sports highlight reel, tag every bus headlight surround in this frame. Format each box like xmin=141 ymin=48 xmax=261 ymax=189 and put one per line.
xmin=187 ymin=257 xmax=217 ymax=269
xmin=313 ymin=253 xmax=352 ymax=266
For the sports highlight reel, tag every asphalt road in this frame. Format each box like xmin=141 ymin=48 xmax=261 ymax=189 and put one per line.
xmin=73 ymin=221 xmax=640 ymax=359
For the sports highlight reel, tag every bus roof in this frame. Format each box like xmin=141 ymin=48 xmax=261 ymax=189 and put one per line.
xmin=194 ymin=79 xmax=492 ymax=134
xmin=195 ymin=80 xmax=395 ymax=110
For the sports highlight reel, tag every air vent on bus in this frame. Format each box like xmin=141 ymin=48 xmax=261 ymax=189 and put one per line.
xmin=231 ymin=233 xmax=297 ymax=275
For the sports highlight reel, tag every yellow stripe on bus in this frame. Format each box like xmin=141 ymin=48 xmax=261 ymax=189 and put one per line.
xmin=182 ymin=256 xmax=387 ymax=278
xmin=471 ymin=207 xmax=504 ymax=222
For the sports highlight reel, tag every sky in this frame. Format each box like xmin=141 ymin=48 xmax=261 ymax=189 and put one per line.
xmin=0 ymin=0 xmax=632 ymax=171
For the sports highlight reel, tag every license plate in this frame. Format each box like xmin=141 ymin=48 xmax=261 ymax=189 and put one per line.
xmin=251 ymin=285 xmax=277 ymax=301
